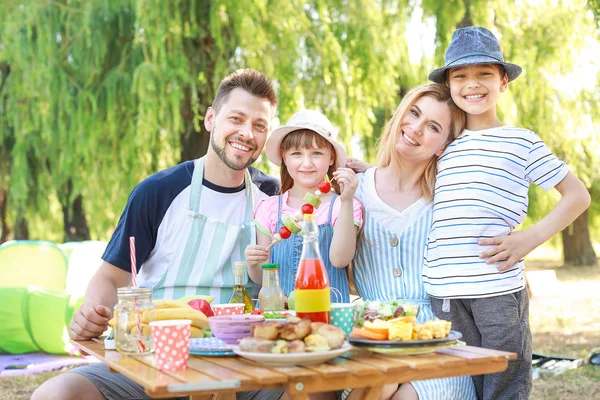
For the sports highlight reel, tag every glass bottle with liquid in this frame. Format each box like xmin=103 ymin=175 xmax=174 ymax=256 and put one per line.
xmin=258 ymin=264 xmax=285 ymax=311
xmin=113 ymin=287 xmax=155 ymax=354
xmin=294 ymin=213 xmax=331 ymax=323
xmin=229 ymin=261 xmax=254 ymax=313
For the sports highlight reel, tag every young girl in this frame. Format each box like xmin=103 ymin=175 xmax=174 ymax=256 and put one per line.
xmin=245 ymin=109 xmax=363 ymax=303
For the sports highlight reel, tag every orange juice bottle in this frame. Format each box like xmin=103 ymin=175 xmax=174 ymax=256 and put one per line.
xmin=294 ymin=214 xmax=330 ymax=323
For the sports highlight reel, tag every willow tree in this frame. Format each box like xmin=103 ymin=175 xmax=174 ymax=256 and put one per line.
xmin=0 ymin=0 xmax=413 ymax=242
xmin=421 ymin=0 xmax=600 ymax=265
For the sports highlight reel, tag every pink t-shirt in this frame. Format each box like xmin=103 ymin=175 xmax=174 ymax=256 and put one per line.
xmin=253 ymin=191 xmax=363 ymax=237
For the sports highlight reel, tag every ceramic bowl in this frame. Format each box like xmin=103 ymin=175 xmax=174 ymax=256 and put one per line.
xmin=208 ymin=314 xmax=265 ymax=344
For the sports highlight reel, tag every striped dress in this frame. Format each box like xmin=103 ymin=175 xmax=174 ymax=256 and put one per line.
xmin=353 ymin=169 xmax=476 ymax=400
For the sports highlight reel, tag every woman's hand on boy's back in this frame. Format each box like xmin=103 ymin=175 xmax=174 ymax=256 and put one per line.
xmin=333 ymin=167 xmax=359 ymax=202
xmin=478 ymin=230 xmax=539 ymax=271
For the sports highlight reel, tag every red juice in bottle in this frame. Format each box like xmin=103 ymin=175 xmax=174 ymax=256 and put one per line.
xmin=294 ymin=214 xmax=331 ymax=323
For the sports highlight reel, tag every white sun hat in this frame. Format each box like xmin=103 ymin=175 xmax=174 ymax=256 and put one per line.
xmin=265 ymin=109 xmax=347 ymax=168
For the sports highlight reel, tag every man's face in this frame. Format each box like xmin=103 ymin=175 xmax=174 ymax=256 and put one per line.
xmin=205 ymin=88 xmax=273 ymax=171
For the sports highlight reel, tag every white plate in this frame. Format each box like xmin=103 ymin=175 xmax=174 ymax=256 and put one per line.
xmin=233 ymin=342 xmax=352 ymax=367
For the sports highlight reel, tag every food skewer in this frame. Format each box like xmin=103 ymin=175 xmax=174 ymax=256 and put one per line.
xmin=264 ymin=178 xmax=333 ymax=250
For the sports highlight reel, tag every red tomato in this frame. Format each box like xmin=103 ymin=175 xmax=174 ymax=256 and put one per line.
xmin=251 ymin=309 xmax=264 ymax=315
xmin=187 ymin=299 xmax=214 ymax=317
xmin=318 ymin=181 xmax=331 ymax=194
xmin=279 ymin=226 xmax=292 ymax=239
xmin=301 ymin=204 xmax=314 ymax=215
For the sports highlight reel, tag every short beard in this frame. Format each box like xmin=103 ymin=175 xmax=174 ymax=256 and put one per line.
xmin=210 ymin=124 xmax=257 ymax=171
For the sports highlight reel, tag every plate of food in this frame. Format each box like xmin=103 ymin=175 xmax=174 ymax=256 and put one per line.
xmin=234 ymin=342 xmax=352 ymax=366
xmin=233 ymin=315 xmax=351 ymax=366
xmin=349 ymin=330 xmax=462 ymax=349
xmin=349 ymin=303 xmax=462 ymax=354
xmin=360 ymin=340 xmax=466 ymax=355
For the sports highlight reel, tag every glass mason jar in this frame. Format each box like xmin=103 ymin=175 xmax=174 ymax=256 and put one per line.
xmin=258 ymin=263 xmax=285 ymax=311
xmin=114 ymin=287 xmax=155 ymax=354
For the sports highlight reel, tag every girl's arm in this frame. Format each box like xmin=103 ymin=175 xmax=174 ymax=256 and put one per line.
xmin=479 ymin=171 xmax=591 ymax=271
xmin=329 ymin=168 xmax=360 ymax=268
xmin=245 ymin=231 xmax=271 ymax=284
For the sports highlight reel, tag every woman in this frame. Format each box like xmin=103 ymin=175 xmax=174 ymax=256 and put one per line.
xmin=348 ymin=84 xmax=477 ymax=400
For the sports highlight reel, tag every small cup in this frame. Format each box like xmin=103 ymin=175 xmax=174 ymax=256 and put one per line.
xmin=330 ymin=303 xmax=355 ymax=336
xmin=150 ymin=319 xmax=191 ymax=371
xmin=212 ymin=303 xmax=245 ymax=316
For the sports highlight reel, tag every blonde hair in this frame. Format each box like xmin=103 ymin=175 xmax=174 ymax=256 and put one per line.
xmin=279 ymin=129 xmax=340 ymax=194
xmin=376 ymin=84 xmax=466 ymax=199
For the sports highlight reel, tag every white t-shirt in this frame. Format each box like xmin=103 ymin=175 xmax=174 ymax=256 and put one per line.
xmin=356 ymin=168 xmax=431 ymax=235
xmin=423 ymin=126 xmax=569 ymax=299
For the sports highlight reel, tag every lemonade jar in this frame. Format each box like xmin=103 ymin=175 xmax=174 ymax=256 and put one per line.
xmin=114 ymin=287 xmax=155 ymax=354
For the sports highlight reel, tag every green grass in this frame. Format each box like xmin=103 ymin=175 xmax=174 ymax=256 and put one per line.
xmin=528 ymin=261 xmax=600 ymax=399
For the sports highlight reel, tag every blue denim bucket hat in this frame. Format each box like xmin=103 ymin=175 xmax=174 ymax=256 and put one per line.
xmin=428 ymin=26 xmax=522 ymax=84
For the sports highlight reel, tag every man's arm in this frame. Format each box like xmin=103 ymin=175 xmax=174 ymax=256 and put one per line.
xmin=479 ymin=171 xmax=591 ymax=271
xmin=69 ymin=261 xmax=132 ymax=340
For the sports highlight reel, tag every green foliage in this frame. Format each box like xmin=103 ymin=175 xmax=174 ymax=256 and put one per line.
xmin=0 ymin=0 xmax=413 ymax=240
xmin=0 ymin=0 xmax=598 ymax=244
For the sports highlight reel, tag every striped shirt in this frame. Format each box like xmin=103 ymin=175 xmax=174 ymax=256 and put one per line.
xmin=423 ymin=126 xmax=569 ymax=299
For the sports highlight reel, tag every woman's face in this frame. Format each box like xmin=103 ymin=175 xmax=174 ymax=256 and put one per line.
xmin=395 ymin=95 xmax=452 ymax=162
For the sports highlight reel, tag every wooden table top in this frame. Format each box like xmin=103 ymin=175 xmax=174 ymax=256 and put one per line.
xmin=71 ymin=339 xmax=517 ymax=400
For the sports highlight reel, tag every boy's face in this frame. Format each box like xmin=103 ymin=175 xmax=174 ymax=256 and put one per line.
xmin=447 ymin=64 xmax=508 ymax=119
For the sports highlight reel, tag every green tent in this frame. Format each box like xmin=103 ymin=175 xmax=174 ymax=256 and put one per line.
xmin=0 ymin=241 xmax=81 ymax=354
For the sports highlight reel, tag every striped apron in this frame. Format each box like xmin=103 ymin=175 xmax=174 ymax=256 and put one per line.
xmin=353 ymin=205 xmax=476 ymax=400
xmin=152 ymin=157 xmax=255 ymax=303
xmin=271 ymin=194 xmax=350 ymax=303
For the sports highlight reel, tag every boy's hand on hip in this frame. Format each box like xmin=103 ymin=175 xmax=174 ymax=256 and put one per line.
xmin=478 ymin=230 xmax=538 ymax=271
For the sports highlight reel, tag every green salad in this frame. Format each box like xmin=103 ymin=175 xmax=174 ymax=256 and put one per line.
xmin=355 ymin=300 xmax=420 ymax=326
xmin=263 ymin=311 xmax=294 ymax=320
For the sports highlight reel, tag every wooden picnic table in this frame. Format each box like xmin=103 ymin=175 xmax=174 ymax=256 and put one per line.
xmin=70 ymin=338 xmax=516 ymax=400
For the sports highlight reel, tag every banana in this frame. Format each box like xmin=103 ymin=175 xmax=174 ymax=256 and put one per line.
xmin=190 ymin=326 xmax=205 ymax=338
xmin=130 ymin=323 xmax=152 ymax=336
xmin=143 ymin=308 xmax=208 ymax=329
xmin=153 ymin=299 xmax=192 ymax=309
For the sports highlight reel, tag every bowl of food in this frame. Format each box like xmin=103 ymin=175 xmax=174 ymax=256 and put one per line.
xmin=208 ymin=314 xmax=265 ymax=344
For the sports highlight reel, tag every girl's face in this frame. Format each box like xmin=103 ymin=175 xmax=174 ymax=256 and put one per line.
xmin=282 ymin=141 xmax=335 ymax=190
xmin=395 ymin=95 xmax=452 ymax=162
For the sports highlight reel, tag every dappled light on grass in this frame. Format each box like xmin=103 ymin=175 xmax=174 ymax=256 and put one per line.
xmin=530 ymin=264 xmax=600 ymax=399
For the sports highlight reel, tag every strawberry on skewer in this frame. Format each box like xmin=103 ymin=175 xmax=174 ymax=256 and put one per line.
xmin=265 ymin=178 xmax=333 ymax=249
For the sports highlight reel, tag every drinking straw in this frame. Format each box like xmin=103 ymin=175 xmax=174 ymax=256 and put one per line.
xmin=129 ymin=236 xmax=145 ymax=353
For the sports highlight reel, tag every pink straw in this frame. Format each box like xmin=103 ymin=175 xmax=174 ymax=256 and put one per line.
xmin=130 ymin=237 xmax=138 ymax=287
xmin=129 ymin=236 xmax=145 ymax=353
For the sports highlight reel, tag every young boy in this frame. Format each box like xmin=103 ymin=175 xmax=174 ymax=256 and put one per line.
xmin=424 ymin=26 xmax=590 ymax=400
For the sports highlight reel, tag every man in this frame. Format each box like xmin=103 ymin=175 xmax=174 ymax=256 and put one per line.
xmin=32 ymin=69 xmax=281 ymax=400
